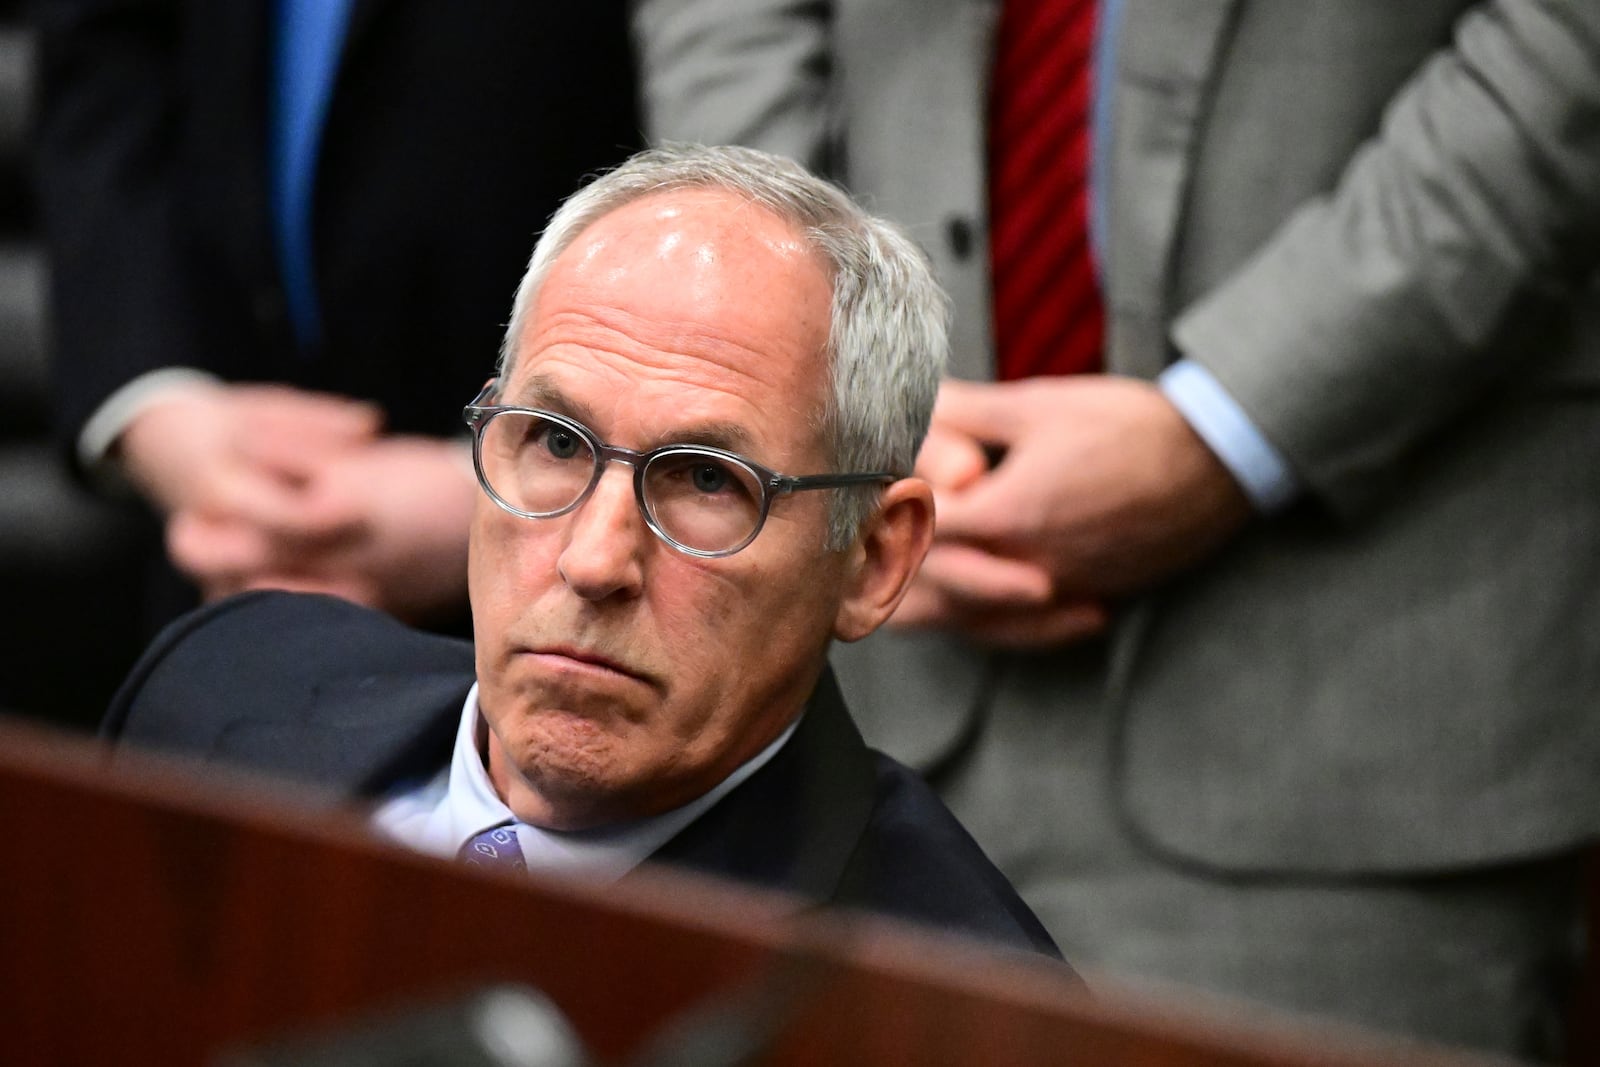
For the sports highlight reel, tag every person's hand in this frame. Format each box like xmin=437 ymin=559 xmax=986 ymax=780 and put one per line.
xmin=234 ymin=435 xmax=476 ymax=625
xmin=895 ymin=407 xmax=1109 ymax=645
xmin=119 ymin=382 xmax=380 ymax=595
xmin=891 ymin=375 xmax=1253 ymax=647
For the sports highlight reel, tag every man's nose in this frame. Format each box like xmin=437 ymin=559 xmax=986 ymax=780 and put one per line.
xmin=556 ymin=463 xmax=647 ymax=601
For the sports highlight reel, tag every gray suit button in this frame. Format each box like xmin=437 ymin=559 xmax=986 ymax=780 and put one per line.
xmin=945 ymin=215 xmax=975 ymax=260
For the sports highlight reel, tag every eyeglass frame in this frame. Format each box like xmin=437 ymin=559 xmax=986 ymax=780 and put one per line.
xmin=461 ymin=379 xmax=899 ymax=558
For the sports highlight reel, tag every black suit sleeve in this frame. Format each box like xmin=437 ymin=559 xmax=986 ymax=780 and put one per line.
xmin=32 ymin=0 xmax=214 ymax=449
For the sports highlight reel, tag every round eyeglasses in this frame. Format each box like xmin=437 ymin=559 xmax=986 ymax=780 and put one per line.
xmin=462 ymin=381 xmax=897 ymax=558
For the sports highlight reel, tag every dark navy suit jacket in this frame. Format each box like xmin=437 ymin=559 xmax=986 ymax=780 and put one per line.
xmin=104 ymin=592 xmax=1066 ymax=962
xmin=37 ymin=0 xmax=643 ymax=447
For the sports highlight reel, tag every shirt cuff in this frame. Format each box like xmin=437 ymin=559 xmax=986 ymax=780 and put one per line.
xmin=1158 ymin=360 xmax=1299 ymax=513
xmin=78 ymin=368 xmax=222 ymax=490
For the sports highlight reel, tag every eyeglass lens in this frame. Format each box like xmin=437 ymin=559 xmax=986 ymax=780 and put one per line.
xmin=478 ymin=410 xmax=768 ymax=554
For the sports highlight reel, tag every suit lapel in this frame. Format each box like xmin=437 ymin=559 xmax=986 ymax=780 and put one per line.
xmin=641 ymin=670 xmax=879 ymax=909
xmin=1104 ymin=0 xmax=1241 ymax=379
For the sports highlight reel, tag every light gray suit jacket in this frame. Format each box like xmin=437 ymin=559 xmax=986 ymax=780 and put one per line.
xmin=632 ymin=0 xmax=1600 ymax=876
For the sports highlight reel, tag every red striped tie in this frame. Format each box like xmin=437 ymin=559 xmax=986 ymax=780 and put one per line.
xmin=988 ymin=0 xmax=1104 ymax=380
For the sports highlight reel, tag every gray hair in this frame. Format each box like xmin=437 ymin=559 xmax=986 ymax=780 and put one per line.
xmin=498 ymin=143 xmax=948 ymax=550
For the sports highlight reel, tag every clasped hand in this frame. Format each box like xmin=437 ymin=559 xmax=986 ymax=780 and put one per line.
xmin=118 ymin=383 xmax=474 ymax=623
xmin=892 ymin=376 xmax=1252 ymax=647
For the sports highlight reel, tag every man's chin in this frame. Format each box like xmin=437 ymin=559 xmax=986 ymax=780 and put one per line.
xmin=491 ymin=725 xmax=629 ymax=828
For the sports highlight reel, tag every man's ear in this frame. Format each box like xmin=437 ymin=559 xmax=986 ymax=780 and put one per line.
xmin=833 ymin=477 xmax=935 ymax=643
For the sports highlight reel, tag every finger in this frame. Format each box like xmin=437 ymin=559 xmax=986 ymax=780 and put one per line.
xmin=916 ymin=420 xmax=990 ymax=490
xmin=237 ymin=384 xmax=384 ymax=438
xmin=887 ymin=578 xmax=952 ymax=630
xmin=237 ymin=572 xmax=378 ymax=605
xmin=958 ymin=599 xmax=1112 ymax=648
xmin=930 ymin=377 xmax=1030 ymax=444
xmin=234 ymin=390 xmax=384 ymax=475
xmin=170 ymin=497 xmax=364 ymax=589
xmin=891 ymin=581 xmax=1110 ymax=647
xmin=196 ymin=570 xmax=368 ymax=606
xmin=235 ymin=421 xmax=374 ymax=483
xmin=203 ymin=464 xmax=369 ymax=546
xmin=917 ymin=542 xmax=1053 ymax=609
xmin=167 ymin=511 xmax=274 ymax=586
xmin=930 ymin=457 xmax=1046 ymax=545
xmin=196 ymin=575 xmax=247 ymax=604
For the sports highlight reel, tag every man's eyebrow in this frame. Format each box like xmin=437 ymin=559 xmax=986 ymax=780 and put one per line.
xmin=509 ymin=373 xmax=759 ymax=455
xmin=508 ymin=374 xmax=590 ymax=421
xmin=664 ymin=421 xmax=757 ymax=455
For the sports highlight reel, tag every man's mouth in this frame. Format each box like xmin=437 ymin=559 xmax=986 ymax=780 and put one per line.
xmin=522 ymin=644 xmax=655 ymax=687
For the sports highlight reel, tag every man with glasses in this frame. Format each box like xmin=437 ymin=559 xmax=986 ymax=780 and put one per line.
xmin=101 ymin=144 xmax=1062 ymax=958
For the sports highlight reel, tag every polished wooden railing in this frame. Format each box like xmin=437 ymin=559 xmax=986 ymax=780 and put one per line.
xmin=0 ymin=717 xmax=1547 ymax=1067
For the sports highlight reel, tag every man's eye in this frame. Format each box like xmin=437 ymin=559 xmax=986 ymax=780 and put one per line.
xmin=690 ymin=462 xmax=731 ymax=494
xmin=538 ymin=425 xmax=583 ymax=460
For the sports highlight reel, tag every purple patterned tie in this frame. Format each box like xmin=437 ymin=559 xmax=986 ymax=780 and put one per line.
xmin=458 ymin=825 xmax=527 ymax=873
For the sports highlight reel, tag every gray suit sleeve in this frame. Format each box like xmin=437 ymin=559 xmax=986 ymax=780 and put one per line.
xmin=630 ymin=0 xmax=834 ymax=172
xmin=1173 ymin=0 xmax=1600 ymax=518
